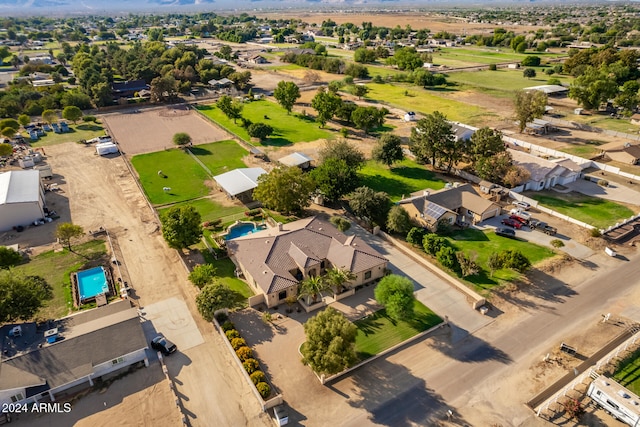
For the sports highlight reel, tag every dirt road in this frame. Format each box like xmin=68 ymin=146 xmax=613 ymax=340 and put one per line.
xmin=42 ymin=142 xmax=270 ymax=427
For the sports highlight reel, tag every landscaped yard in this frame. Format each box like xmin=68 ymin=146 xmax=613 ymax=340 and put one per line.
xmin=359 ymin=159 xmax=448 ymax=201
xmin=447 ymin=228 xmax=556 ymax=291
xmin=354 ymin=299 xmax=441 ymax=360
xmin=200 ymin=252 xmax=254 ymax=304
xmin=158 ymin=198 xmax=246 ymax=223
xmin=15 ymin=240 xmax=107 ymax=320
xmin=526 ymin=191 xmax=634 ymax=229
xmin=613 ymin=348 xmax=640 ymax=396
xmin=364 ymin=83 xmax=499 ymax=126
xmin=197 ymin=100 xmax=332 ymax=146
xmin=132 ymin=141 xmax=247 ymax=205
xmin=28 ymin=123 xmax=106 ymax=147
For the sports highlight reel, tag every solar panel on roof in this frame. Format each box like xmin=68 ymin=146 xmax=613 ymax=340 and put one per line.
xmin=424 ymin=202 xmax=447 ymax=219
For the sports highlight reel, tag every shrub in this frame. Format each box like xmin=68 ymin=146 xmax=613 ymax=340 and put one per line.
xmin=247 ymin=122 xmax=274 ymax=140
xmin=243 ymin=358 xmax=260 ymax=374
xmin=550 ymin=239 xmax=564 ymax=248
xmin=406 ymin=227 xmax=427 ymax=246
xmin=256 ymin=382 xmax=271 ymax=399
xmin=340 ymin=128 xmax=349 ymax=138
xmin=437 ymin=246 xmax=459 ymax=271
xmin=236 ymin=346 xmax=253 ymax=361
xmin=83 ymin=115 xmax=97 ymax=123
xmin=423 ymin=234 xmax=448 ymax=255
xmin=231 ymin=337 xmax=247 ymax=350
xmin=597 ymin=179 xmax=609 ymax=187
xmin=590 ymin=228 xmax=602 ymax=237
xmin=372 ymin=74 xmax=384 ymax=83
xmin=261 ymin=311 xmax=272 ymax=324
xmin=488 ymin=63 xmax=497 ymax=71
xmin=330 ymin=216 xmax=351 ymax=232
xmin=250 ymin=370 xmax=267 ymax=385
xmin=499 ymin=249 xmax=531 ymax=272
xmin=225 ymin=329 xmax=240 ymax=340
xmin=215 ymin=312 xmax=228 ymax=323
xmin=563 ymin=398 xmax=584 ymax=420
xmin=221 ymin=321 xmax=235 ymax=331
xmin=245 ymin=209 xmax=261 ymax=217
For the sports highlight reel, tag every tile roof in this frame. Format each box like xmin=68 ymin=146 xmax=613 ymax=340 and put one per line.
xmin=227 ymin=217 xmax=387 ymax=295
xmin=402 ymin=184 xmax=498 ymax=220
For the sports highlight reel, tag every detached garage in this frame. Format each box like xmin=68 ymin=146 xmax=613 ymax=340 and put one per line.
xmin=0 ymin=170 xmax=46 ymax=231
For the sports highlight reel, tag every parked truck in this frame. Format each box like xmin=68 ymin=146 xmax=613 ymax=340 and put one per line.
xmin=529 ymin=220 xmax=557 ymax=236
xmin=95 ymin=142 xmax=119 ymax=156
xmin=587 ymin=376 xmax=640 ymax=426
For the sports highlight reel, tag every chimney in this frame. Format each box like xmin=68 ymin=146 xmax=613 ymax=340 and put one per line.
xmin=277 ymin=223 xmax=283 ymax=231
xmin=423 ymin=190 xmax=430 ymax=199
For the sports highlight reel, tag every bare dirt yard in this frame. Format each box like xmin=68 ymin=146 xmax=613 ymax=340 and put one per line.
xmin=102 ymin=105 xmax=230 ymax=156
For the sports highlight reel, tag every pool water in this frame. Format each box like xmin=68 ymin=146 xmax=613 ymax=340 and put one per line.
xmin=77 ymin=267 xmax=109 ymax=300
xmin=225 ymin=223 xmax=266 ymax=240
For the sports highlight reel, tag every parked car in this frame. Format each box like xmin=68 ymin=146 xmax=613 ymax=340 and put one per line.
xmin=529 ymin=220 xmax=557 ymax=235
xmin=151 ymin=335 xmax=177 ymax=355
xmin=495 ymin=227 xmax=516 ymax=238
xmin=509 ymin=214 xmax=529 ymax=225
xmin=514 ymin=201 xmax=531 ymax=210
xmin=509 ymin=208 xmax=531 ymax=221
xmin=501 ymin=218 xmax=523 ymax=229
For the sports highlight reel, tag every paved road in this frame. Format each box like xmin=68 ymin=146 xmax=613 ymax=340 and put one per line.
xmin=567 ymin=179 xmax=640 ymax=206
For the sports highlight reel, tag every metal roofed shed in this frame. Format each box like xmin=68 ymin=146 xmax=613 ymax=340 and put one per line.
xmin=214 ymin=167 xmax=267 ymax=203
xmin=523 ymin=84 xmax=568 ymax=96
xmin=0 ymin=170 xmax=46 ymax=231
xmin=278 ymin=152 xmax=313 ymax=169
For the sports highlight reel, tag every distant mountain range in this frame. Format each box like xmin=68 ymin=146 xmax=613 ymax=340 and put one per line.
xmin=0 ymin=0 xmax=590 ymax=16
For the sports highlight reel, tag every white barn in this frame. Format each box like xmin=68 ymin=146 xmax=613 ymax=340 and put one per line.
xmin=0 ymin=170 xmax=46 ymax=231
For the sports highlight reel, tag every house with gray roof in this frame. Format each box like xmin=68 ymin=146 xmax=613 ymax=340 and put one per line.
xmin=226 ymin=216 xmax=388 ymax=310
xmin=0 ymin=301 xmax=148 ymax=407
xmin=398 ymin=184 xmax=500 ymax=230
xmin=509 ymin=149 xmax=582 ymax=190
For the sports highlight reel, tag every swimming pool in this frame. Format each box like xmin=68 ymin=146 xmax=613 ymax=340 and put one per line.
xmin=77 ymin=266 xmax=109 ymax=302
xmin=225 ymin=222 xmax=266 ymax=240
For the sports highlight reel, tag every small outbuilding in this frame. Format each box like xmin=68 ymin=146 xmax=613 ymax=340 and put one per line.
xmin=214 ymin=167 xmax=267 ymax=203
xmin=0 ymin=170 xmax=46 ymax=231
xmin=277 ymin=152 xmax=313 ymax=169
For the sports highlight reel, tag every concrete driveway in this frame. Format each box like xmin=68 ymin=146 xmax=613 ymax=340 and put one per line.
xmin=567 ymin=178 xmax=640 ymax=206
xmin=482 ymin=215 xmax=594 ymax=260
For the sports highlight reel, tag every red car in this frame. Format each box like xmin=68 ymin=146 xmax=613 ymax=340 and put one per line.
xmin=501 ymin=218 xmax=522 ymax=229
xmin=509 ymin=215 xmax=528 ymax=225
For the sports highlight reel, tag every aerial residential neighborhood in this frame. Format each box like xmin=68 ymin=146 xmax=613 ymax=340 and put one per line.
xmin=1 ymin=2 xmax=640 ymax=427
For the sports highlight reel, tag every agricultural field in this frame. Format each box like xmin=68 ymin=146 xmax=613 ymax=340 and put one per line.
xmin=364 ymin=83 xmax=499 ymax=126
xmin=197 ymin=100 xmax=332 ymax=146
xmin=132 ymin=140 xmax=247 ymax=205
xmin=359 ymin=159 xmax=448 ymax=202
xmin=354 ymin=299 xmax=441 ymax=360
xmin=16 ymin=240 xmax=107 ymax=320
xmin=446 ymin=68 xmax=573 ymax=94
xmin=526 ymin=191 xmax=634 ymax=229
xmin=447 ymin=228 xmax=556 ymax=291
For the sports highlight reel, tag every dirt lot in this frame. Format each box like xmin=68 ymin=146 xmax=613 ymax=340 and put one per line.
xmin=102 ymin=105 xmax=230 ymax=156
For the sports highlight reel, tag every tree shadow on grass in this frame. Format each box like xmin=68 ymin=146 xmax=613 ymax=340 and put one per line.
xmin=337 ymin=358 xmax=470 ymax=426
xmin=391 ymin=165 xmax=441 ymax=183
xmin=189 ymin=146 xmax=212 ymax=156
xmin=358 ymin=174 xmax=417 ymax=199
xmin=76 ymin=124 xmax=103 ymax=131
xmin=261 ymin=136 xmax=293 ymax=147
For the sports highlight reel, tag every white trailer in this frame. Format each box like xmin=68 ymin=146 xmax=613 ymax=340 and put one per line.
xmin=587 ymin=376 xmax=640 ymax=426
xmin=95 ymin=142 xmax=118 ymax=156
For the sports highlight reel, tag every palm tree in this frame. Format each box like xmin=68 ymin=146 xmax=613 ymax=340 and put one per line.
xmin=297 ymin=275 xmax=330 ymax=305
xmin=325 ymin=266 xmax=356 ymax=296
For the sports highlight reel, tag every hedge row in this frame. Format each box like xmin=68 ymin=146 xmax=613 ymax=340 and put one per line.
xmin=222 ymin=322 xmax=271 ymax=399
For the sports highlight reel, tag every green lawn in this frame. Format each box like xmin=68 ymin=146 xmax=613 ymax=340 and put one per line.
xmin=559 ymin=141 xmax=603 ymax=158
xmin=614 ymin=348 xmax=640 ymax=396
xmin=132 ymin=149 xmax=209 ymax=205
xmin=354 ymin=299 xmax=442 ymax=360
xmin=446 ymin=69 xmax=573 ymax=94
xmin=190 ymin=140 xmax=248 ymax=176
xmin=158 ymin=198 xmax=246 ymax=223
xmin=437 ymin=47 xmax=565 ymax=65
xmin=359 ymin=159 xmax=448 ymax=202
xmin=197 ymin=100 xmax=332 ymax=146
xmin=364 ymin=83 xmax=498 ymax=126
xmin=447 ymin=228 xmax=556 ymax=291
xmin=15 ymin=240 xmax=107 ymax=320
xmin=526 ymin=191 xmax=635 ymax=229
xmin=200 ymin=251 xmax=253 ymax=307
xmin=28 ymin=123 xmax=106 ymax=147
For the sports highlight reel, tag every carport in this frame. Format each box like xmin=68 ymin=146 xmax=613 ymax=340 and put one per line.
xmin=213 ymin=167 xmax=267 ymax=203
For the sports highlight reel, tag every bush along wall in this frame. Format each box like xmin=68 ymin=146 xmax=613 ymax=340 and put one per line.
xmin=220 ymin=319 xmax=272 ymax=399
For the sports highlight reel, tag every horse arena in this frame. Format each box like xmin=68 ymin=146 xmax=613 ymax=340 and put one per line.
xmin=102 ymin=105 xmax=230 ymax=156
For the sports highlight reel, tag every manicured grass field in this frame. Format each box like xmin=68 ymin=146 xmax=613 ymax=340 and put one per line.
xmin=159 ymin=198 xmax=246 ymax=223
xmin=132 ymin=141 xmax=247 ymax=205
xmin=364 ymin=83 xmax=498 ymax=126
xmin=447 ymin=228 xmax=556 ymax=291
xmin=28 ymin=123 xmax=106 ymax=147
xmin=437 ymin=48 xmax=564 ymax=65
xmin=559 ymin=142 xmax=603 ymax=159
xmin=446 ymin=69 xmax=573 ymax=93
xmin=15 ymin=240 xmax=107 ymax=320
xmin=354 ymin=299 xmax=442 ymax=360
xmin=197 ymin=100 xmax=332 ymax=146
xmin=200 ymin=253 xmax=254 ymax=305
xmin=359 ymin=159 xmax=448 ymax=201
xmin=614 ymin=349 xmax=640 ymax=396
xmin=526 ymin=191 xmax=634 ymax=229
xmin=132 ymin=149 xmax=209 ymax=205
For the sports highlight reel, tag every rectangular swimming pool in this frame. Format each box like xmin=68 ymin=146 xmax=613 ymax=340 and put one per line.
xmin=77 ymin=266 xmax=109 ymax=301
